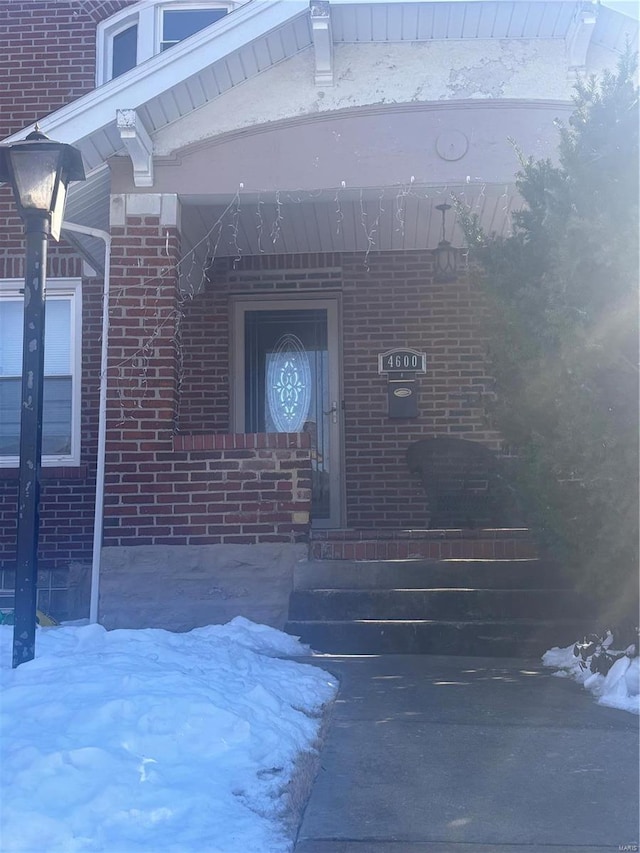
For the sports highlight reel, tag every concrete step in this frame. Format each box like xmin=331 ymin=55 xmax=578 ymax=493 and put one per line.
xmin=294 ymin=559 xmax=567 ymax=590
xmin=289 ymin=588 xmax=590 ymax=622
xmin=285 ymin=618 xmax=587 ymax=657
xmin=288 ymin=554 xmax=583 ymax=656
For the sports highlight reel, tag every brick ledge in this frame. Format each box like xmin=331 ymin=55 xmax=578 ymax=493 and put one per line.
xmin=310 ymin=527 xmax=532 ymax=541
xmin=309 ymin=528 xmax=537 ymax=560
xmin=173 ymin=433 xmax=310 ymax=451
xmin=0 ymin=465 xmax=88 ymax=481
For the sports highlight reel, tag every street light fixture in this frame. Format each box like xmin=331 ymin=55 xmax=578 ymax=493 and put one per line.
xmin=0 ymin=127 xmax=85 ymax=668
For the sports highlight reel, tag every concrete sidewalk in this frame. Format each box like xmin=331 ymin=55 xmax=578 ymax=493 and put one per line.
xmin=295 ymin=655 xmax=639 ymax=853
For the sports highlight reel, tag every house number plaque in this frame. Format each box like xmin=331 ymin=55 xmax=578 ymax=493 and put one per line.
xmin=377 ymin=348 xmax=426 ymax=376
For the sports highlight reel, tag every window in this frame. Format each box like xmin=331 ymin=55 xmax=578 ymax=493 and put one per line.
xmin=160 ymin=8 xmax=227 ymax=52
xmin=0 ymin=280 xmax=82 ymax=467
xmin=97 ymin=2 xmax=243 ymax=85
xmin=112 ymin=24 xmax=138 ymax=79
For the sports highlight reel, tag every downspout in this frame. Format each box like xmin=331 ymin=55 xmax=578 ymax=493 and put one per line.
xmin=61 ymin=221 xmax=111 ymax=624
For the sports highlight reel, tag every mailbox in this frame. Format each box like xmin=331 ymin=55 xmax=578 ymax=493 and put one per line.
xmin=378 ymin=348 xmax=426 ymax=419
xmin=387 ymin=379 xmax=418 ymax=417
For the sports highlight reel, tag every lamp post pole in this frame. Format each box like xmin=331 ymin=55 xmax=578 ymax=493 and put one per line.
xmin=0 ymin=127 xmax=85 ymax=668
xmin=12 ymin=214 xmax=49 ymax=668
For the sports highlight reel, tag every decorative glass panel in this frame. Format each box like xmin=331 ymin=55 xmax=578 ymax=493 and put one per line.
xmin=266 ymin=334 xmax=312 ymax=433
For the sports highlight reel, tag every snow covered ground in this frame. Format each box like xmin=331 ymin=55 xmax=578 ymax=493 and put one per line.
xmin=0 ymin=618 xmax=338 ymax=853
xmin=543 ymin=643 xmax=640 ymax=715
xmin=3 ymin=616 xmax=636 ymax=853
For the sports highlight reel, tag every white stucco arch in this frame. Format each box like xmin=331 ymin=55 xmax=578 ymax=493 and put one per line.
xmin=111 ymin=98 xmax=572 ymax=197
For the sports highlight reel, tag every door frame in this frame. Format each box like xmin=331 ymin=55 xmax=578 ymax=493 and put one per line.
xmin=230 ymin=295 xmax=344 ymax=528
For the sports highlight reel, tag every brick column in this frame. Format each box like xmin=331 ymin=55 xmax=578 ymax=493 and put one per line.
xmin=104 ymin=194 xmax=181 ymax=541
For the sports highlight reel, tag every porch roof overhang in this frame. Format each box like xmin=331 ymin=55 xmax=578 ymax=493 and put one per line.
xmin=1 ymin=0 xmax=637 ymax=273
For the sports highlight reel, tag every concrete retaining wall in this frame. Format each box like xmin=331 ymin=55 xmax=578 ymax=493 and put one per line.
xmin=98 ymin=543 xmax=307 ymax=631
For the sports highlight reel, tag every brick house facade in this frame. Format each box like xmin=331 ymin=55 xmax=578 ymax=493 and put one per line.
xmin=1 ymin=0 xmax=635 ymax=628
xmin=0 ymin=1 xmax=136 ymax=616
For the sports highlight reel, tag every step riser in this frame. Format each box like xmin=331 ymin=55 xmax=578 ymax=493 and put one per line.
xmin=294 ymin=560 xmax=563 ymax=590
xmin=285 ymin=621 xmax=586 ymax=657
xmin=289 ymin=589 xmax=590 ymax=622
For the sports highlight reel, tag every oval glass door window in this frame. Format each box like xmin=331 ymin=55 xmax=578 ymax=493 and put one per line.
xmin=266 ymin=334 xmax=312 ymax=432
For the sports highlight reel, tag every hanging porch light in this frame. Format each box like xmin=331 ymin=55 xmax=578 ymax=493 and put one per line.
xmin=434 ymin=202 xmax=457 ymax=283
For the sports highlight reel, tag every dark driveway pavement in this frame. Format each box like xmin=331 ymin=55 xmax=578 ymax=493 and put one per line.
xmin=295 ymin=655 xmax=639 ymax=853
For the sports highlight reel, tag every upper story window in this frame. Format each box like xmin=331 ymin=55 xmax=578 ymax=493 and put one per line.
xmin=0 ymin=279 xmax=82 ymax=468
xmin=98 ymin=1 xmax=244 ymax=84
xmin=161 ymin=8 xmax=228 ymax=51
xmin=112 ymin=23 xmax=139 ymax=79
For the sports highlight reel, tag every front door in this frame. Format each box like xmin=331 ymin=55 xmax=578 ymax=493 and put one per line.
xmin=232 ymin=298 xmax=342 ymax=528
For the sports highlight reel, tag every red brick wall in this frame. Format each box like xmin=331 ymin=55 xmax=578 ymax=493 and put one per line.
xmin=1 ymin=239 xmax=499 ymax=587
xmin=1 ymin=235 xmax=500 ymax=579
xmin=102 ymin=216 xmax=313 ymax=547
xmin=340 ymin=250 xmax=499 ymax=527
xmin=177 ymin=254 xmax=342 ymax=432
xmin=0 ymin=278 xmax=104 ymax=570
xmin=0 ymin=1 xmax=123 ymax=585
xmin=0 ymin=0 xmax=135 ymax=278
xmin=178 ymin=250 xmax=499 ymax=528
xmin=105 ymin=213 xmax=181 ymax=464
xmin=103 ymin=433 xmax=311 ymax=547
xmin=0 ymin=0 xmax=135 ymax=138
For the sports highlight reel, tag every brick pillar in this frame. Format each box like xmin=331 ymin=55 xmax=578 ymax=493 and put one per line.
xmin=105 ymin=194 xmax=181 ymax=543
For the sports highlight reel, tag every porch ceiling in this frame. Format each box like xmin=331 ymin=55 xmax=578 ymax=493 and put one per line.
xmin=178 ymin=182 xmax=518 ymax=268
xmin=334 ymin=1 xmax=576 ymax=41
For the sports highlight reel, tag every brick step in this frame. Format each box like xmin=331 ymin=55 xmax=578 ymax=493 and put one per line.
xmin=294 ymin=559 xmax=565 ymax=590
xmin=288 ymin=588 xmax=590 ymax=622
xmin=285 ymin=619 xmax=587 ymax=657
xmin=309 ymin=528 xmax=537 ymax=561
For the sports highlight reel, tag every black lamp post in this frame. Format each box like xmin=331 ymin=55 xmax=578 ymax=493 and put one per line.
xmin=434 ymin=203 xmax=457 ymax=283
xmin=0 ymin=128 xmax=85 ymax=668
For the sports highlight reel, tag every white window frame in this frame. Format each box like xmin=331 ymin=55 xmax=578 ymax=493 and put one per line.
xmin=96 ymin=0 xmax=246 ymax=85
xmin=157 ymin=2 xmax=232 ymax=52
xmin=102 ymin=16 xmax=140 ymax=83
xmin=96 ymin=9 xmax=144 ymax=86
xmin=0 ymin=278 xmax=82 ymax=468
